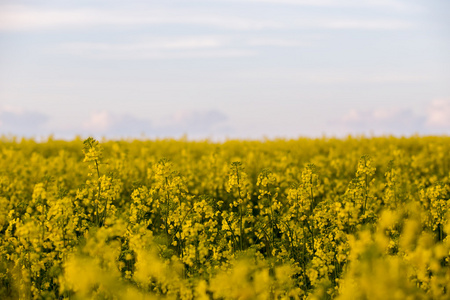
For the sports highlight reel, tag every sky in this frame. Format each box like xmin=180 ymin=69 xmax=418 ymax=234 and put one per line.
xmin=0 ymin=0 xmax=449 ymax=140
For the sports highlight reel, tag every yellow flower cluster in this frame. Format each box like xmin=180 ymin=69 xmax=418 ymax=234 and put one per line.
xmin=0 ymin=136 xmax=449 ymax=299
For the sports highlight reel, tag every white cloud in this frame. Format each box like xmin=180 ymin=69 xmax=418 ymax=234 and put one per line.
xmin=0 ymin=6 xmax=106 ymax=31
xmin=57 ymin=34 xmax=322 ymax=60
xmin=82 ymin=111 xmax=152 ymax=136
xmin=320 ymin=19 xmax=413 ymax=30
xmin=0 ymin=5 xmax=282 ymax=32
xmin=66 ymin=38 xmax=226 ymax=52
xmin=334 ymin=107 xmax=423 ymax=135
xmin=233 ymin=70 xmax=429 ymax=84
xmin=82 ymin=111 xmax=113 ymax=132
xmin=1 ymin=101 xmax=448 ymax=139
xmin=425 ymin=99 xmax=450 ymax=128
xmin=0 ymin=105 xmax=48 ymax=136
xmin=79 ymin=110 xmax=230 ymax=139
xmin=56 ymin=36 xmax=257 ymax=60
xmin=332 ymin=99 xmax=450 ymax=136
xmin=157 ymin=110 xmax=230 ymax=137
xmin=0 ymin=4 xmax=414 ymax=33
xmin=59 ymin=46 xmax=255 ymax=60
xmin=217 ymin=0 xmax=421 ymax=11
xmin=55 ymin=34 xmax=326 ymax=59
xmin=246 ymin=38 xmax=312 ymax=47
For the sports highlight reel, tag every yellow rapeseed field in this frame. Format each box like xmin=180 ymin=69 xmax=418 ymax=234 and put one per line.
xmin=0 ymin=136 xmax=449 ymax=299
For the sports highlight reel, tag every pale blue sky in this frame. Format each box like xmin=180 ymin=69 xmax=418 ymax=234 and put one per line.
xmin=1 ymin=0 xmax=449 ymax=139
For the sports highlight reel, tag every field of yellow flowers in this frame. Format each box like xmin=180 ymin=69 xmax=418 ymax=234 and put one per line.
xmin=1 ymin=136 xmax=449 ymax=299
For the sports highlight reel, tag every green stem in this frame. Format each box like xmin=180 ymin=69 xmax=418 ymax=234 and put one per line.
xmin=310 ymin=178 xmax=315 ymax=256
xmin=235 ymin=165 xmax=244 ymax=251
xmin=94 ymin=159 xmax=102 ymax=226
